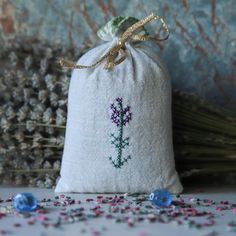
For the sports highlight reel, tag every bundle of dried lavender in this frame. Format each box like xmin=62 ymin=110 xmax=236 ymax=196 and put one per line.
xmin=0 ymin=37 xmax=86 ymax=187
xmin=173 ymin=91 xmax=236 ymax=182
xmin=0 ymin=37 xmax=236 ymax=187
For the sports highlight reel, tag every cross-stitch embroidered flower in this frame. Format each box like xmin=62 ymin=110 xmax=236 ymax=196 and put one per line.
xmin=108 ymin=97 xmax=132 ymax=168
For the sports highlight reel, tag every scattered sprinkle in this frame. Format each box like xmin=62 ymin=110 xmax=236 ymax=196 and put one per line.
xmin=0 ymin=191 xmax=235 ymax=235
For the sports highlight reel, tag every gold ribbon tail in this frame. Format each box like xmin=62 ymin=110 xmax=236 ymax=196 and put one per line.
xmin=59 ymin=58 xmax=78 ymax=69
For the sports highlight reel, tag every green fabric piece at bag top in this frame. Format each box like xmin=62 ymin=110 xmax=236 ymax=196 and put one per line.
xmin=97 ymin=16 xmax=149 ymax=41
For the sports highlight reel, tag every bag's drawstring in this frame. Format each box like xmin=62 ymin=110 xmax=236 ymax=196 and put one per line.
xmin=59 ymin=13 xmax=169 ymax=70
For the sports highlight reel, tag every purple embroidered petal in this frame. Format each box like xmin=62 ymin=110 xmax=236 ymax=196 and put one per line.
xmin=111 ymin=107 xmax=117 ymax=113
xmin=111 ymin=115 xmax=119 ymax=125
xmin=123 ymin=112 xmax=132 ymax=125
xmin=123 ymin=106 xmax=130 ymax=114
xmin=116 ymin=97 xmax=122 ymax=104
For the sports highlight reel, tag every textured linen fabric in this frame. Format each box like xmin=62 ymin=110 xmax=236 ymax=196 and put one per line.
xmin=55 ymin=39 xmax=183 ymax=194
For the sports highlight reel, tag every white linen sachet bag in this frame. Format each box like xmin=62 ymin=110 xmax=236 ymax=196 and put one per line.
xmin=55 ymin=14 xmax=183 ymax=193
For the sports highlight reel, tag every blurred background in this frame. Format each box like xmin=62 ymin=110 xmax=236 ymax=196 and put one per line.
xmin=0 ymin=0 xmax=236 ymax=187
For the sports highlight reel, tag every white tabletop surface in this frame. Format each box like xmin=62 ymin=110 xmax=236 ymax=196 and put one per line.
xmin=0 ymin=186 xmax=236 ymax=236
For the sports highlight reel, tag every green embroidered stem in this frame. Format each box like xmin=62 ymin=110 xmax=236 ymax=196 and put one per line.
xmin=117 ymin=100 xmax=123 ymax=167
xmin=108 ymin=97 xmax=132 ymax=169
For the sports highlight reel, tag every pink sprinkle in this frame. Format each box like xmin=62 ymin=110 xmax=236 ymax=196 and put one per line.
xmin=86 ymin=198 xmax=94 ymax=202
xmin=173 ymin=200 xmax=185 ymax=205
xmin=203 ymin=199 xmax=214 ymax=204
xmin=109 ymin=203 xmax=117 ymax=206
xmin=13 ymin=223 xmax=21 ymax=227
xmin=94 ymin=210 xmax=103 ymax=216
xmin=220 ymin=201 xmax=228 ymax=205
xmin=42 ymin=223 xmax=49 ymax=228
xmin=232 ymin=208 xmax=236 ymax=213
xmin=207 ymin=213 xmax=214 ymax=219
xmin=0 ymin=213 xmax=6 ymax=219
xmin=147 ymin=214 xmax=157 ymax=222
xmin=127 ymin=218 xmax=134 ymax=227
xmin=216 ymin=206 xmax=229 ymax=211
xmin=111 ymin=206 xmax=119 ymax=213
xmin=170 ymin=212 xmax=180 ymax=217
xmin=53 ymin=201 xmax=60 ymax=206
xmin=91 ymin=206 xmax=101 ymax=210
xmin=203 ymin=220 xmax=215 ymax=226
xmin=139 ymin=233 xmax=147 ymax=236
xmin=63 ymin=216 xmax=68 ymax=221
xmin=92 ymin=231 xmax=100 ymax=236
xmin=106 ymin=214 xmax=113 ymax=219
xmin=175 ymin=220 xmax=183 ymax=225
xmin=27 ymin=220 xmax=35 ymax=225
xmin=37 ymin=215 xmax=49 ymax=222
xmin=36 ymin=209 xmax=48 ymax=214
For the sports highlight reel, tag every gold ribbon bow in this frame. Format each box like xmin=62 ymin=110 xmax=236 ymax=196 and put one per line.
xmin=59 ymin=13 xmax=169 ymax=70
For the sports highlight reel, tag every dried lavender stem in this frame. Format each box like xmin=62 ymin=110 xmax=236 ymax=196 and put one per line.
xmin=7 ymin=169 xmax=59 ymax=173
xmin=17 ymin=123 xmax=66 ymax=129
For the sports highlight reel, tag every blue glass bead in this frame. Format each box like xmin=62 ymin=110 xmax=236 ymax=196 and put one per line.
xmin=149 ymin=189 xmax=172 ymax=207
xmin=14 ymin=192 xmax=37 ymax=212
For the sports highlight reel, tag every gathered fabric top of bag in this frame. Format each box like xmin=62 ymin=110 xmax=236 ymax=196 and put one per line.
xmin=59 ymin=13 xmax=169 ymax=70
